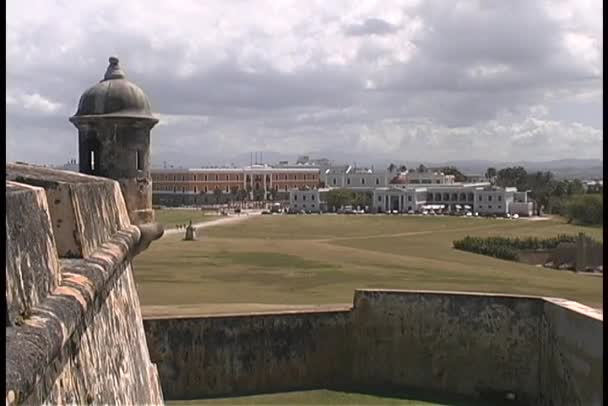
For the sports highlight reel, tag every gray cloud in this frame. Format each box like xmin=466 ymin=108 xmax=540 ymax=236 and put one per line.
xmin=344 ymin=18 xmax=400 ymax=37
xmin=6 ymin=0 xmax=603 ymax=167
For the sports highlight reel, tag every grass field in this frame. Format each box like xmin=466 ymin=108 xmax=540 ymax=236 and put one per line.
xmin=134 ymin=215 xmax=603 ymax=308
xmin=154 ymin=209 xmax=219 ymax=229
xmin=166 ymin=388 xmax=504 ymax=405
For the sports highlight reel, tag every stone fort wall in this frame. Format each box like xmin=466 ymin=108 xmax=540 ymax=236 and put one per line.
xmin=6 ymin=163 xmax=602 ymax=406
xmin=5 ymin=164 xmax=163 ymax=405
xmin=144 ymin=290 xmax=603 ymax=406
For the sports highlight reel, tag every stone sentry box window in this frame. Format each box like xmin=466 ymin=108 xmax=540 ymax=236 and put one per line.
xmin=84 ymin=133 xmax=99 ymax=174
xmin=136 ymin=150 xmax=144 ymax=171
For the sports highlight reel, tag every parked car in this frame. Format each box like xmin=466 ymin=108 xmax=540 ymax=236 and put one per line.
xmin=261 ymin=210 xmax=271 ymax=215
xmin=407 ymin=210 xmax=415 ymax=215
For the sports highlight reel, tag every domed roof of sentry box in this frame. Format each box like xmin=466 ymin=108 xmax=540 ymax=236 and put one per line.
xmin=70 ymin=57 xmax=158 ymax=123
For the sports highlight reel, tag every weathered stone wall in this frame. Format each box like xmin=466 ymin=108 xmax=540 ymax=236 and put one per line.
xmin=539 ymin=298 xmax=603 ymax=406
xmin=5 ymin=164 xmax=163 ymax=405
xmin=143 ymin=290 xmax=603 ymax=405
xmin=351 ymin=290 xmax=542 ymax=404
xmin=143 ymin=308 xmax=352 ymax=400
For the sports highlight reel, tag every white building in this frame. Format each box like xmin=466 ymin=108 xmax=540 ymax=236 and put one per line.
xmin=402 ymin=170 xmax=455 ymax=185
xmin=324 ymin=165 xmax=389 ymax=189
xmin=288 ymin=188 xmax=330 ymax=212
xmin=372 ymin=183 xmax=533 ymax=216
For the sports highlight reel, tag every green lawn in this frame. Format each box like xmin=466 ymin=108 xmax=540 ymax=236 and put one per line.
xmin=166 ymin=388 xmax=503 ymax=405
xmin=134 ymin=215 xmax=603 ymax=308
xmin=154 ymin=209 xmax=219 ymax=229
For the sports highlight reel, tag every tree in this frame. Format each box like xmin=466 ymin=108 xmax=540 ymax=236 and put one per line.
xmin=566 ymin=179 xmax=584 ymax=196
xmin=388 ymin=163 xmax=396 ymax=173
xmin=213 ymin=188 xmax=223 ymax=204
xmin=485 ymin=167 xmax=497 ymax=180
xmin=326 ymin=189 xmax=355 ymax=210
xmin=440 ymin=166 xmax=466 ymax=182
xmin=417 ymin=164 xmax=426 ymax=173
xmin=398 ymin=165 xmax=407 ymax=173
xmin=229 ymin=186 xmax=239 ymax=204
xmin=496 ymin=166 xmax=528 ymax=190
xmin=565 ymin=194 xmax=603 ymax=225
xmin=353 ymin=191 xmax=372 ymax=208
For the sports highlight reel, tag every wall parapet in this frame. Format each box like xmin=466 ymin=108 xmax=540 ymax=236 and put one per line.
xmin=5 ymin=164 xmax=163 ymax=405
xmin=144 ymin=289 xmax=603 ymax=405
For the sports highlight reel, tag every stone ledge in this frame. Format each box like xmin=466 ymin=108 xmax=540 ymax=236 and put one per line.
xmin=5 ymin=225 xmax=140 ymax=405
xmin=6 ymin=181 xmax=61 ymax=326
xmin=6 ymin=163 xmax=131 ymax=258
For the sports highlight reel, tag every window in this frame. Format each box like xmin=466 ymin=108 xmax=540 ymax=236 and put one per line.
xmin=135 ymin=150 xmax=143 ymax=171
xmin=204 ymin=186 xmax=208 ymax=193
xmin=479 ymin=205 xmax=483 ymax=209
xmin=303 ymin=195 xmax=307 ymax=200
xmin=205 ymin=175 xmax=208 ymax=181
xmin=173 ymin=186 xmax=177 ymax=192
xmin=294 ymin=195 xmax=298 ymax=201
xmin=312 ymin=204 xmax=315 ymax=208
xmin=376 ymin=178 xmax=379 ymax=185
xmin=90 ymin=150 xmax=96 ymax=172
xmin=216 ymin=175 xmax=219 ymax=181
xmin=194 ymin=175 xmax=197 ymax=181
xmin=378 ymin=196 xmax=382 ymax=202
xmin=226 ymin=186 xmax=230 ymax=192
xmin=333 ymin=178 xmax=337 ymax=185
xmin=436 ymin=180 xmax=440 ymax=184
xmin=488 ymin=205 xmax=492 ymax=209
xmin=194 ymin=186 xmax=197 ymax=193
xmin=489 ymin=196 xmax=493 ymax=201
xmin=303 ymin=204 xmax=307 ymax=209
xmin=479 ymin=195 xmax=483 ymax=201
xmin=347 ymin=178 xmax=351 ymax=185
xmin=174 ymin=175 xmax=177 ymax=181
xmin=311 ymin=195 xmax=315 ymax=201
xmin=498 ymin=205 xmax=502 ymax=209
xmin=498 ymin=196 xmax=502 ymax=201
xmin=361 ymin=178 xmax=365 ymax=185
xmin=408 ymin=196 xmax=412 ymax=201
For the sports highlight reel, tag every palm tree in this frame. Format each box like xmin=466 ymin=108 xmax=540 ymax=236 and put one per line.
xmin=387 ymin=163 xmax=396 ymax=173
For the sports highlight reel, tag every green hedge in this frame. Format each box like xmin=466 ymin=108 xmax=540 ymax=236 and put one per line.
xmin=452 ymin=234 xmax=581 ymax=261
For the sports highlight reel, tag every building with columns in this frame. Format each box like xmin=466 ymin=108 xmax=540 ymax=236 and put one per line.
xmin=372 ymin=183 xmax=533 ymax=215
xmin=152 ymin=164 xmax=320 ymax=206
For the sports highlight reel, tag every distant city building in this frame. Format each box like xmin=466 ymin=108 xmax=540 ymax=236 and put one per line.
xmin=373 ymin=183 xmax=532 ymax=215
xmin=288 ymin=187 xmax=330 ymax=213
xmin=152 ymin=164 xmax=320 ymax=206
xmin=53 ymin=159 xmax=79 ymax=172
xmin=323 ymin=165 xmax=390 ymax=189
xmin=582 ymin=179 xmax=603 ymax=193
xmin=389 ymin=170 xmax=456 ymax=185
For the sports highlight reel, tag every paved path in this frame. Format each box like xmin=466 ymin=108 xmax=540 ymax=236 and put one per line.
xmin=161 ymin=211 xmax=261 ymax=238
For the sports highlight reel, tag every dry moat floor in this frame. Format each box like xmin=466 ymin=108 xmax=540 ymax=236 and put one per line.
xmin=135 ymin=213 xmax=603 ymax=309
xmin=166 ymin=388 xmax=517 ymax=405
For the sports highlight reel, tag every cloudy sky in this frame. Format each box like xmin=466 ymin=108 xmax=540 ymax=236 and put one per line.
xmin=7 ymin=0 xmax=603 ymax=167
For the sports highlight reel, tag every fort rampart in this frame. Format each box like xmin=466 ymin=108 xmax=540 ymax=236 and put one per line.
xmin=5 ymin=164 xmax=163 ymax=405
xmin=5 ymin=164 xmax=602 ymax=406
xmin=144 ymin=290 xmax=603 ymax=405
